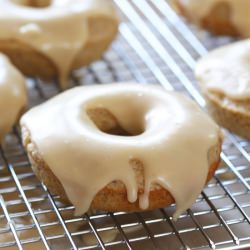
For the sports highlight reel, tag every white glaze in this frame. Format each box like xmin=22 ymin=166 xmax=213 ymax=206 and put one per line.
xmin=178 ymin=0 xmax=250 ymax=37
xmin=196 ymin=39 xmax=250 ymax=100
xmin=0 ymin=54 xmax=27 ymax=142
xmin=0 ymin=0 xmax=118 ymax=88
xmin=21 ymin=83 xmax=221 ymax=218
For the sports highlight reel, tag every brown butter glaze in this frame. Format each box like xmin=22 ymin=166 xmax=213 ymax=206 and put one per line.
xmin=21 ymin=84 xmax=222 ymax=219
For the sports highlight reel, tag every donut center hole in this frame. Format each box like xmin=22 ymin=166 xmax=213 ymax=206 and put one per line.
xmin=11 ymin=0 xmax=51 ymax=8
xmin=86 ymin=108 xmax=144 ymax=136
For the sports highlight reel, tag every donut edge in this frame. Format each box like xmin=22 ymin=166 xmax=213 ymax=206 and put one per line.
xmin=202 ymin=91 xmax=250 ymax=140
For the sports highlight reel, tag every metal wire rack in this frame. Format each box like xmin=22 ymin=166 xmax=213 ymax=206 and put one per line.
xmin=0 ymin=0 xmax=250 ymax=249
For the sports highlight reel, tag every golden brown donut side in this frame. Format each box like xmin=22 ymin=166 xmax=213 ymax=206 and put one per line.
xmin=21 ymin=106 xmax=221 ymax=212
xmin=203 ymin=91 xmax=250 ymax=139
xmin=0 ymin=16 xmax=118 ymax=80
xmin=173 ymin=0 xmax=240 ymax=36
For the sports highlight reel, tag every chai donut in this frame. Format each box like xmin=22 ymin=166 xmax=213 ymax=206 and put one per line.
xmin=20 ymin=84 xmax=222 ymax=218
xmin=0 ymin=0 xmax=119 ymax=88
xmin=173 ymin=0 xmax=250 ymax=37
xmin=0 ymin=54 xmax=27 ymax=142
xmin=196 ymin=40 xmax=250 ymax=139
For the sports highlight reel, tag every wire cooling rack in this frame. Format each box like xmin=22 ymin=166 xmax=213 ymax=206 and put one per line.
xmin=0 ymin=1 xmax=250 ymax=249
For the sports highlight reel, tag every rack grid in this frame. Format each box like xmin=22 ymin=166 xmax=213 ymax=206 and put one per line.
xmin=0 ymin=0 xmax=250 ymax=249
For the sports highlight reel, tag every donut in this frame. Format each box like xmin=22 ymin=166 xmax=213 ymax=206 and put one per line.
xmin=0 ymin=0 xmax=119 ymax=88
xmin=173 ymin=0 xmax=250 ymax=37
xmin=0 ymin=53 xmax=27 ymax=142
xmin=20 ymin=83 xmax=222 ymax=218
xmin=196 ymin=39 xmax=250 ymax=139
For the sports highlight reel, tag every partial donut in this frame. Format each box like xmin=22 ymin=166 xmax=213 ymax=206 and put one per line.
xmin=196 ymin=39 xmax=250 ymax=139
xmin=20 ymin=84 xmax=222 ymax=218
xmin=173 ymin=0 xmax=250 ymax=37
xmin=0 ymin=53 xmax=27 ymax=142
xmin=0 ymin=0 xmax=119 ymax=88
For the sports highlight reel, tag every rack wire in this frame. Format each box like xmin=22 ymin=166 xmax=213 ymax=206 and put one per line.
xmin=0 ymin=0 xmax=249 ymax=249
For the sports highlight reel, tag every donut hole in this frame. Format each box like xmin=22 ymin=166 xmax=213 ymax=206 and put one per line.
xmin=11 ymin=0 xmax=51 ymax=8
xmin=86 ymin=108 xmax=144 ymax=136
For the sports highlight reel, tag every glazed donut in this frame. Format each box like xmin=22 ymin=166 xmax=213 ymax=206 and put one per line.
xmin=0 ymin=0 xmax=119 ymax=88
xmin=0 ymin=54 xmax=27 ymax=142
xmin=173 ymin=0 xmax=250 ymax=37
xmin=196 ymin=39 xmax=250 ymax=139
xmin=20 ymin=83 xmax=222 ymax=218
